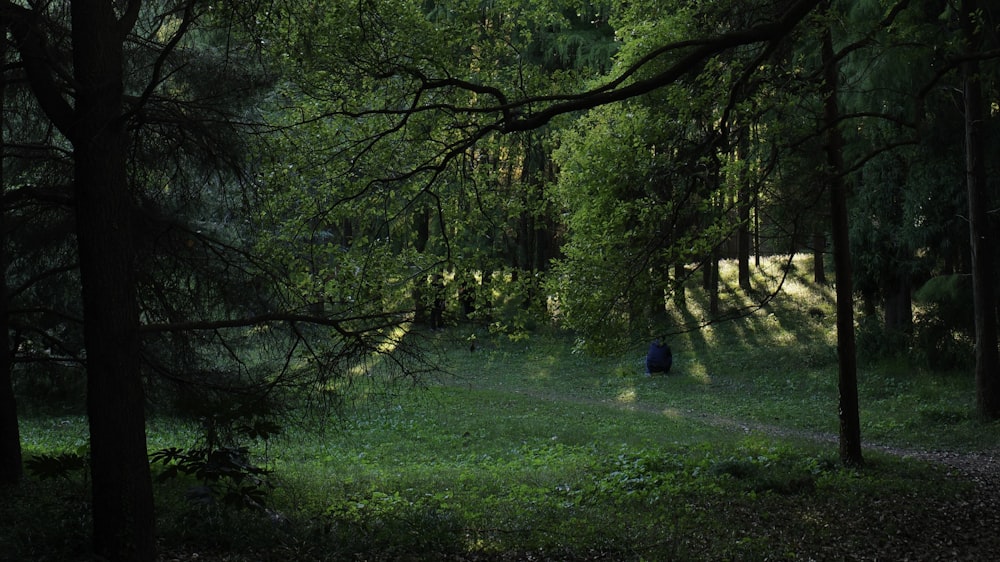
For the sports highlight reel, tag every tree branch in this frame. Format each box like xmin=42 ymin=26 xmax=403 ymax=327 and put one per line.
xmin=118 ymin=0 xmax=143 ymax=38
xmin=124 ymin=0 xmax=201 ymax=123
xmin=0 ymin=2 xmax=74 ymax=136
xmin=140 ymin=311 xmax=407 ymax=339
xmin=497 ymin=0 xmax=819 ymax=132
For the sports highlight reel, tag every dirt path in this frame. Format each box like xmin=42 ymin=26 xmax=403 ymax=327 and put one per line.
xmin=463 ymin=376 xmax=998 ymax=467
xmin=452 ymin=377 xmax=1000 ymax=559
xmin=448 ymin=381 xmax=1000 ymax=504
xmin=445 ymin=369 xmax=1000 ymax=554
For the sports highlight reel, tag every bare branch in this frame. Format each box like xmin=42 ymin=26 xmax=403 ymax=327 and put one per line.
xmin=124 ymin=0 xmax=202 ymax=123
xmin=140 ymin=310 xmax=407 ymax=339
xmin=0 ymin=2 xmax=74 ymax=135
xmin=117 ymin=0 xmax=142 ymax=37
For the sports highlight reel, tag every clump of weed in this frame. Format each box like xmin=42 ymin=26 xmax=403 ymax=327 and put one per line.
xmin=320 ymin=489 xmax=466 ymax=559
xmin=710 ymin=455 xmax=824 ymax=496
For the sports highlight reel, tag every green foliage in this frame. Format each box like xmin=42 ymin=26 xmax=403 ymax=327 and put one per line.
xmin=12 ymin=365 xmax=86 ymax=413
xmin=0 ymin=477 xmax=91 ymax=561
xmin=578 ymin=447 xmax=718 ymax=504
xmin=548 ymin=100 xmax=724 ymax=349
xmin=321 ymin=489 xmax=465 ymax=559
xmin=914 ymin=274 xmax=974 ymax=329
xmin=708 ymin=452 xmax=829 ymax=496
xmin=150 ymin=445 xmax=272 ymax=510
xmin=481 ymin=268 xmax=552 ymax=339
xmin=12 ymin=288 xmax=995 ymax=560
xmin=149 ymin=396 xmax=282 ymax=511
xmin=8 ymin=0 xmax=1000 ymax=558
xmin=843 ymin=0 xmax=998 ymax=367
xmin=545 ymin=0 xmax=808 ymax=350
xmin=24 ymin=448 xmax=88 ymax=483
xmin=910 ymin=275 xmax=976 ymax=370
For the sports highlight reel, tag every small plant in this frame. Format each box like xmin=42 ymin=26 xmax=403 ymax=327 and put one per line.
xmin=150 ymin=445 xmax=272 ymax=510
xmin=25 ymin=448 xmax=88 ymax=483
xmin=151 ymin=397 xmax=282 ymax=510
xmin=710 ymin=453 xmax=831 ymax=496
xmin=322 ymin=489 xmax=465 ymax=558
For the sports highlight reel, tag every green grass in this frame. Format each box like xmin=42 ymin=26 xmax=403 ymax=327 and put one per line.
xmin=4 ymin=256 xmax=999 ymax=561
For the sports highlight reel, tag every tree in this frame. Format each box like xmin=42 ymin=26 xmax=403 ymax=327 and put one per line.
xmin=6 ymin=2 xmax=167 ymax=558
xmin=0 ymin=20 xmax=87 ymax=488
xmin=72 ymin=3 xmax=157 ymax=559
xmin=254 ymin=0 xmax=622 ymax=336
xmin=959 ymin=0 xmax=1000 ymax=419
xmin=838 ymin=0 xmax=948 ymax=359
xmin=821 ymin=4 xmax=863 ymax=467
xmin=3 ymin=3 xmax=436 ymax=559
xmin=0 ymin=32 xmax=21 ymax=487
xmin=2 ymin=2 xmax=148 ymax=551
xmin=514 ymin=1 xmax=818 ymax=348
xmin=295 ymin=0 xmax=897 ymax=467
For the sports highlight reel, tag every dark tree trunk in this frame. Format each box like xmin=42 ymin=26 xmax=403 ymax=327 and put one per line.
xmin=737 ymin=132 xmax=752 ymax=293
xmin=412 ymin=208 xmax=430 ymax=324
xmin=516 ymin=211 xmax=533 ymax=271
xmin=0 ymin=283 xmax=17 ymax=488
xmin=754 ymin=191 xmax=762 ymax=268
xmin=648 ymin=268 xmax=668 ymax=326
xmin=812 ymin=231 xmax=826 ymax=284
xmin=0 ymin=32 xmax=22 ymax=486
xmin=823 ymin=17 xmax=863 ymax=467
xmin=737 ymin=209 xmax=751 ymax=291
xmin=883 ymin=274 xmax=912 ymax=337
xmin=960 ymin=0 xmax=1000 ymax=420
xmin=454 ymin=266 xmax=477 ymax=320
xmin=514 ymin=134 xmax=554 ymax=311
xmin=708 ymin=247 xmax=720 ymax=318
xmin=0 ymin=232 xmax=18 ymax=486
xmin=480 ymin=269 xmax=495 ymax=322
xmin=673 ymin=262 xmax=686 ymax=308
xmin=72 ymin=3 xmax=155 ymax=560
xmin=701 ymin=254 xmax=713 ymax=290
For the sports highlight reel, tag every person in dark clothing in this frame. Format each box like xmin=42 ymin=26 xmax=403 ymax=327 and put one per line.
xmin=645 ymin=339 xmax=672 ymax=375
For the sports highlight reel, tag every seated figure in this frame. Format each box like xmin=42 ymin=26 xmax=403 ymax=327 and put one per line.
xmin=645 ymin=339 xmax=673 ymax=375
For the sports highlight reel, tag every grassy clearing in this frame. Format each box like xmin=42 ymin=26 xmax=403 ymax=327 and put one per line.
xmin=4 ymin=256 xmax=999 ymax=561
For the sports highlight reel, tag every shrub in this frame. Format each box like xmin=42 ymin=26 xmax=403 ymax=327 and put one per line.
xmin=912 ymin=274 xmax=975 ymax=370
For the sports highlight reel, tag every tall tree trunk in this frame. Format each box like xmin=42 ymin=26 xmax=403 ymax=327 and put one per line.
xmin=737 ymin=132 xmax=752 ymax=293
xmin=673 ymin=262 xmax=686 ymax=308
xmin=0 ymin=32 xmax=22 ymax=487
xmin=960 ymin=0 xmax=1000 ymax=419
xmin=516 ymin=134 xmax=553 ymax=309
xmin=0 ymin=219 xmax=17 ymax=488
xmin=823 ymin=15 xmax=863 ymax=467
xmin=72 ymin=3 xmax=155 ymax=560
xmin=708 ymin=247 xmax=720 ymax=318
xmin=754 ymin=191 xmax=761 ymax=268
xmin=883 ymin=274 xmax=912 ymax=337
xmin=412 ymin=208 xmax=430 ymax=324
xmin=812 ymin=231 xmax=826 ymax=284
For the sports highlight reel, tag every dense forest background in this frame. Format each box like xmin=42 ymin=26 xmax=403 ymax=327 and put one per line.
xmin=0 ymin=1 xmax=997 ymax=560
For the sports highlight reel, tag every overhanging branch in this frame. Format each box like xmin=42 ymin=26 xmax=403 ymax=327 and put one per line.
xmin=497 ymin=0 xmax=819 ymax=132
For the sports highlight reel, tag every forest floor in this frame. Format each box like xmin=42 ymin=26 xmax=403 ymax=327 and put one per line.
xmin=15 ymin=258 xmax=1000 ymax=561
xmin=698 ymin=410 xmax=1000 ymax=561
xmin=442 ymin=372 xmax=1000 ymax=561
xmin=16 ymin=344 xmax=1000 ymax=562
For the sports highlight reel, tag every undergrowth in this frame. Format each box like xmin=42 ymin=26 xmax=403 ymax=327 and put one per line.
xmin=4 ymin=256 xmax=997 ymax=561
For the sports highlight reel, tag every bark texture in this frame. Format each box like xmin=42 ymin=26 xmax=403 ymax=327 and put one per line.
xmin=822 ymin=15 xmax=863 ymax=467
xmin=960 ymin=0 xmax=1000 ymax=420
xmin=0 ymin=32 xmax=21 ymax=486
xmin=72 ymin=3 xmax=156 ymax=560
